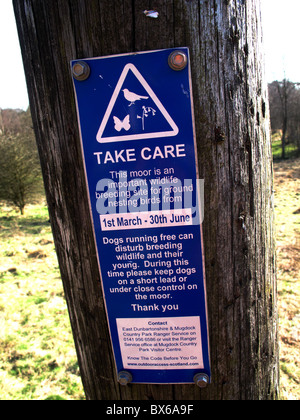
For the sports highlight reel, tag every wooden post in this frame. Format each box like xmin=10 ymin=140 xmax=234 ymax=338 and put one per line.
xmin=14 ymin=0 xmax=279 ymax=400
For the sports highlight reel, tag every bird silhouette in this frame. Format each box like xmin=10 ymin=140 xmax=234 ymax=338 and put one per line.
xmin=122 ymin=89 xmax=149 ymax=107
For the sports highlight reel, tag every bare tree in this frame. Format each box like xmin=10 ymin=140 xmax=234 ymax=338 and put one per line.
xmin=0 ymin=109 xmax=43 ymax=214
xmin=269 ymin=79 xmax=300 ymax=158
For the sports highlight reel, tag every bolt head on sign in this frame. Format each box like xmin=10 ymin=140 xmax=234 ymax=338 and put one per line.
xmin=72 ymin=61 xmax=90 ymax=81
xmin=194 ymin=373 xmax=209 ymax=388
xmin=118 ymin=371 xmax=133 ymax=386
xmin=71 ymin=48 xmax=211 ymax=385
xmin=168 ymin=51 xmax=188 ymax=71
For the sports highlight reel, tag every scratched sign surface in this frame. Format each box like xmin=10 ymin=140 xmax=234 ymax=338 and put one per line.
xmin=71 ymin=48 xmax=211 ymax=384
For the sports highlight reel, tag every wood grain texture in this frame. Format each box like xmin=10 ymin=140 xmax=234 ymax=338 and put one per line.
xmin=13 ymin=0 xmax=278 ymax=400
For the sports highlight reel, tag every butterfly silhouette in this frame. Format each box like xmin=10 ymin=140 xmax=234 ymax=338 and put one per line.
xmin=113 ymin=115 xmax=131 ymax=132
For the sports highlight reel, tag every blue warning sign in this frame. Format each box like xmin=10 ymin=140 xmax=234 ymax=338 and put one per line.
xmin=71 ymin=48 xmax=211 ymax=385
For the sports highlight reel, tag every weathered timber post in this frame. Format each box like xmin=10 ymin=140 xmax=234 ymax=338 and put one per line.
xmin=14 ymin=0 xmax=279 ymax=400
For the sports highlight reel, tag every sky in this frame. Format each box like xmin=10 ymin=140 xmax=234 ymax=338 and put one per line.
xmin=0 ymin=0 xmax=299 ymax=110
xmin=261 ymin=0 xmax=300 ymax=83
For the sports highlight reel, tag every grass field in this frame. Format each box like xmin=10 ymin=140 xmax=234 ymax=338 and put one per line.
xmin=0 ymin=158 xmax=299 ymax=400
xmin=0 ymin=203 xmax=84 ymax=400
xmin=271 ymin=131 xmax=299 ymax=161
xmin=273 ymin=157 xmax=300 ymax=400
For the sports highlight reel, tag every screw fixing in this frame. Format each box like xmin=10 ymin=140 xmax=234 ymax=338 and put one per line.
xmin=72 ymin=61 xmax=91 ymax=81
xmin=194 ymin=373 xmax=210 ymax=388
xmin=118 ymin=371 xmax=133 ymax=386
xmin=168 ymin=51 xmax=188 ymax=71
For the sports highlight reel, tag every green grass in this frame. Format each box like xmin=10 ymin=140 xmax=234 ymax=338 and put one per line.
xmin=272 ymin=131 xmax=300 ymax=161
xmin=0 ymin=202 xmax=85 ymax=400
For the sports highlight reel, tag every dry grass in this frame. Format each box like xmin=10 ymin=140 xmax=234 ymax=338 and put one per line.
xmin=273 ymin=157 xmax=300 ymax=400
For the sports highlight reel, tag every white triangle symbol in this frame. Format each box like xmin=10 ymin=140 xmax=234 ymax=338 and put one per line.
xmin=96 ymin=63 xmax=179 ymax=143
